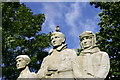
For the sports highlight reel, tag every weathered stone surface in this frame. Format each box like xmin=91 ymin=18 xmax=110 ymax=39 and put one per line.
xmin=78 ymin=31 xmax=110 ymax=78
xmin=16 ymin=55 xmax=37 ymax=79
xmin=37 ymin=32 xmax=82 ymax=78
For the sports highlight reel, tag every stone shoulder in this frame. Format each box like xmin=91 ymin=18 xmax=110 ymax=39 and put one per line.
xmin=97 ymin=51 xmax=110 ymax=59
xmin=63 ymin=49 xmax=77 ymax=57
xmin=65 ymin=48 xmax=76 ymax=52
xmin=42 ymin=55 xmax=50 ymax=63
xmin=30 ymin=72 xmax=37 ymax=78
xmin=97 ymin=51 xmax=109 ymax=56
xmin=49 ymin=49 xmax=53 ymax=54
xmin=64 ymin=49 xmax=76 ymax=54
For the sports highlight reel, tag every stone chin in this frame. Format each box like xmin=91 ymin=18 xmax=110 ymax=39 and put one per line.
xmin=17 ymin=67 xmax=21 ymax=70
xmin=83 ymin=45 xmax=91 ymax=49
xmin=52 ymin=43 xmax=62 ymax=47
xmin=52 ymin=43 xmax=56 ymax=46
xmin=17 ymin=66 xmax=25 ymax=70
xmin=52 ymin=44 xmax=59 ymax=47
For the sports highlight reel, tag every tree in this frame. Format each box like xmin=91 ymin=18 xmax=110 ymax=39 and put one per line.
xmin=2 ymin=2 xmax=51 ymax=79
xmin=90 ymin=2 xmax=120 ymax=80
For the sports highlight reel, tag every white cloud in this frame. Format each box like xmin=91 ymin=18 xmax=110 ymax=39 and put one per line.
xmin=40 ymin=2 xmax=100 ymax=49
xmin=42 ymin=4 xmax=58 ymax=32
xmin=80 ymin=19 xmax=96 ymax=31
xmin=79 ymin=15 xmax=100 ymax=34
xmin=41 ymin=3 xmax=67 ymax=32
xmin=65 ymin=2 xmax=82 ymax=38
xmin=64 ymin=2 xmax=100 ymax=49
xmin=64 ymin=3 xmax=92 ymax=49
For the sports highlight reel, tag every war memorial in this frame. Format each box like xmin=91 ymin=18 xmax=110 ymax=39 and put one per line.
xmin=16 ymin=27 xmax=110 ymax=80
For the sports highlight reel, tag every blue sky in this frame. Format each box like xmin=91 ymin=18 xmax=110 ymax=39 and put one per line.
xmin=22 ymin=2 xmax=101 ymax=51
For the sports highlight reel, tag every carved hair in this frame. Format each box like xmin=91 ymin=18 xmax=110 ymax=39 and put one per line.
xmin=16 ymin=55 xmax=31 ymax=65
xmin=51 ymin=32 xmax=66 ymax=44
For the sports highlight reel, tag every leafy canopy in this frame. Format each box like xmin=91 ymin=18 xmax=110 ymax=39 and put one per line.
xmin=2 ymin=2 xmax=51 ymax=79
xmin=90 ymin=2 xmax=120 ymax=80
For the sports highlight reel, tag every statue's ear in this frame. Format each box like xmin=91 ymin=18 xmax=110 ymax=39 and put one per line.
xmin=80 ymin=42 xmax=83 ymax=49
xmin=62 ymin=38 xmax=66 ymax=43
xmin=26 ymin=61 xmax=30 ymax=65
xmin=62 ymin=39 xmax=65 ymax=43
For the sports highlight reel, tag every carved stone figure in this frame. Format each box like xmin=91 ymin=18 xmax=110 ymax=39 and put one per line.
xmin=37 ymin=32 xmax=82 ymax=78
xmin=16 ymin=55 xmax=37 ymax=79
xmin=78 ymin=31 xmax=110 ymax=78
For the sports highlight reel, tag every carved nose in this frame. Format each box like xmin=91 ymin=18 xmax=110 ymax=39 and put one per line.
xmin=84 ymin=41 xmax=87 ymax=44
xmin=17 ymin=63 xmax=19 ymax=65
xmin=53 ymin=40 xmax=55 ymax=43
xmin=17 ymin=62 xmax=19 ymax=65
xmin=16 ymin=64 xmax=19 ymax=67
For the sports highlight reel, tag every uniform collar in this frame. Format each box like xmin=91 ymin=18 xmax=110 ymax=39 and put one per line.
xmin=18 ymin=66 xmax=30 ymax=78
xmin=49 ymin=44 xmax=67 ymax=54
xmin=80 ymin=46 xmax=100 ymax=56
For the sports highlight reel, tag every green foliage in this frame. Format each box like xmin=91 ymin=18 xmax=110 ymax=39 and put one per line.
xmin=2 ymin=2 xmax=51 ymax=79
xmin=77 ymin=48 xmax=82 ymax=56
xmin=90 ymin=2 xmax=120 ymax=80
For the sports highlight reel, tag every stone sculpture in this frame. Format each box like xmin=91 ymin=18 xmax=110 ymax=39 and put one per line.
xmin=78 ymin=31 xmax=110 ymax=78
xmin=16 ymin=55 xmax=37 ymax=79
xmin=37 ymin=32 xmax=82 ymax=78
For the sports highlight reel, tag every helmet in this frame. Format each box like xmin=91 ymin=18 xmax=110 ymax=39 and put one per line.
xmin=79 ymin=31 xmax=96 ymax=49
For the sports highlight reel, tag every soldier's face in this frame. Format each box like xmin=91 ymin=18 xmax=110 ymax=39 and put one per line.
xmin=51 ymin=34 xmax=64 ymax=47
xmin=16 ymin=58 xmax=27 ymax=69
xmin=81 ymin=36 xmax=92 ymax=49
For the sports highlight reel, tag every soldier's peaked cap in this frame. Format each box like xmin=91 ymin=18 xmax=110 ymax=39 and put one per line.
xmin=80 ymin=31 xmax=95 ymax=39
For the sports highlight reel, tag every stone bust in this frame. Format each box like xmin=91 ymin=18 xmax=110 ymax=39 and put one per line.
xmin=78 ymin=31 xmax=110 ymax=78
xmin=16 ymin=55 xmax=37 ymax=79
xmin=37 ymin=32 xmax=82 ymax=78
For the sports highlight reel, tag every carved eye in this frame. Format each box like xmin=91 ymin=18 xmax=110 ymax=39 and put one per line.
xmin=18 ymin=60 xmax=21 ymax=62
xmin=86 ymin=36 xmax=89 ymax=39
xmin=51 ymin=38 xmax=54 ymax=40
xmin=55 ymin=36 xmax=57 ymax=38
xmin=55 ymin=36 xmax=59 ymax=38
xmin=80 ymin=38 xmax=82 ymax=41
xmin=87 ymin=36 xmax=92 ymax=39
xmin=81 ymin=38 xmax=84 ymax=41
